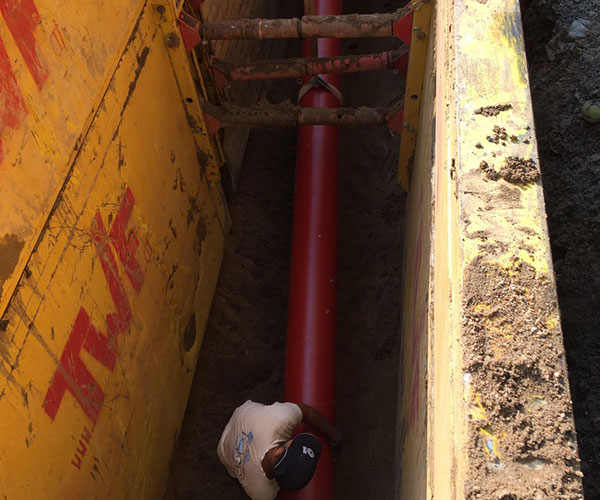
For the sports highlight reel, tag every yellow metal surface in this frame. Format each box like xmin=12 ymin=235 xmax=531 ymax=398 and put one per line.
xmin=427 ymin=0 xmax=465 ymax=496
xmin=395 ymin=18 xmax=435 ymax=495
xmin=454 ymin=0 xmax=552 ymax=276
xmin=0 ymin=1 xmax=228 ymax=498
xmin=397 ymin=0 xmax=434 ymax=190
xmin=398 ymin=0 xmax=580 ymax=497
xmin=0 ymin=0 xmax=145 ymax=316
xmin=448 ymin=1 xmax=567 ymax=494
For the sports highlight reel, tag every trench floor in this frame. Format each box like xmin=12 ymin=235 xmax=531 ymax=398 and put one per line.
xmin=166 ymin=1 xmax=408 ymax=498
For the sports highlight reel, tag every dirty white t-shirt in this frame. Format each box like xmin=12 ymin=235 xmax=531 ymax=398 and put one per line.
xmin=217 ymin=400 xmax=303 ymax=500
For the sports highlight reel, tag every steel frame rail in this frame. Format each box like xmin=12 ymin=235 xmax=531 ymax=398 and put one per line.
xmin=202 ymin=102 xmax=404 ymax=135
xmin=178 ymin=7 xmax=412 ymax=47
xmin=209 ymin=48 xmax=409 ymax=89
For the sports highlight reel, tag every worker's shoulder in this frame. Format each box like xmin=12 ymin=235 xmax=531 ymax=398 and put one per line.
xmin=239 ymin=399 xmax=293 ymax=409
xmin=269 ymin=401 xmax=300 ymax=410
xmin=265 ymin=401 xmax=302 ymax=421
xmin=236 ymin=400 xmax=301 ymax=419
xmin=239 ymin=399 xmax=261 ymax=409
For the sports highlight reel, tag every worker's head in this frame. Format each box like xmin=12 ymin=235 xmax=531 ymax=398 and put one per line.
xmin=272 ymin=433 xmax=322 ymax=491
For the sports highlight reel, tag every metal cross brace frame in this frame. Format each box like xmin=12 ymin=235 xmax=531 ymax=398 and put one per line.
xmin=202 ymin=102 xmax=405 ymax=136
xmin=177 ymin=8 xmax=414 ymax=52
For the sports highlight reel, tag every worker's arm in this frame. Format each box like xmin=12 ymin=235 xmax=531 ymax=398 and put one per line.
xmin=295 ymin=402 xmax=341 ymax=445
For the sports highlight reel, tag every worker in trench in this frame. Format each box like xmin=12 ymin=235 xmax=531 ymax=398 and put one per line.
xmin=217 ymin=400 xmax=341 ymax=499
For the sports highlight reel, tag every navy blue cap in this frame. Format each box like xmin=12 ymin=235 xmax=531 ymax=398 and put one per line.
xmin=273 ymin=433 xmax=322 ymax=491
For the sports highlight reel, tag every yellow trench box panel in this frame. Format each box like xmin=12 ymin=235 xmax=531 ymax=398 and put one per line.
xmin=0 ymin=1 xmax=228 ymax=498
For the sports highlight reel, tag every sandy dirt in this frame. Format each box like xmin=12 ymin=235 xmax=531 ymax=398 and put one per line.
xmin=463 ymin=258 xmax=583 ymax=499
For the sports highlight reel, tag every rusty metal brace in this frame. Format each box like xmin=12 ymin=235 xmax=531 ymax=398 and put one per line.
xmin=202 ymin=102 xmax=405 ymax=135
xmin=178 ymin=8 xmax=414 ymax=52
xmin=209 ymin=48 xmax=409 ymax=91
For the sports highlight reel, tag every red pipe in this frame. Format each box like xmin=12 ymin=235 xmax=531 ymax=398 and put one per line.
xmin=284 ymin=0 xmax=341 ymax=499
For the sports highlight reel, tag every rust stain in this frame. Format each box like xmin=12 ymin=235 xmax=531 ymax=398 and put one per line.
xmin=0 ymin=234 xmax=25 ymax=301
xmin=122 ymin=46 xmax=150 ymax=113
xmin=181 ymin=313 xmax=196 ymax=352
xmin=118 ymin=138 xmax=125 ymax=170
xmin=186 ymin=195 xmax=199 ymax=226
xmin=194 ymin=216 xmax=207 ymax=256
xmin=196 ymin=150 xmax=210 ymax=177
xmin=168 ymin=219 xmax=177 ymax=238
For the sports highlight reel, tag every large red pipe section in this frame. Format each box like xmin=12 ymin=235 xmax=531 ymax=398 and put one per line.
xmin=284 ymin=0 xmax=341 ymax=499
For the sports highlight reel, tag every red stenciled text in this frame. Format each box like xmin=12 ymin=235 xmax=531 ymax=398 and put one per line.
xmin=42 ymin=187 xmax=145 ymax=469
xmin=70 ymin=426 xmax=92 ymax=470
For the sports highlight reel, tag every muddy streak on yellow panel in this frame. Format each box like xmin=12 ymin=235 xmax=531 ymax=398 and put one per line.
xmin=0 ymin=3 xmax=227 ymax=498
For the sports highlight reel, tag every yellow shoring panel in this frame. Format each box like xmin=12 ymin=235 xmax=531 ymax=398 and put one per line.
xmin=427 ymin=0 xmax=466 ymax=496
xmin=396 ymin=3 xmax=437 ymax=498
xmin=398 ymin=0 xmax=583 ymax=496
xmin=156 ymin=0 xmax=230 ymax=232
xmin=0 ymin=0 xmax=145 ymax=317
xmin=399 ymin=0 xmax=584 ymax=497
xmin=454 ymin=0 xmax=552 ymax=275
xmin=449 ymin=3 xmax=580 ymax=495
xmin=0 ymin=2 xmax=227 ymax=498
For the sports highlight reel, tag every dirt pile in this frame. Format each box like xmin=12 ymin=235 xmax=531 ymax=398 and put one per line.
xmin=498 ymin=157 xmax=540 ymax=184
xmin=463 ymin=258 xmax=583 ymax=499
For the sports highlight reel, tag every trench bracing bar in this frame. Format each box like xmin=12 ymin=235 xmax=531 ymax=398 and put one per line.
xmin=177 ymin=2 xmax=433 ymax=191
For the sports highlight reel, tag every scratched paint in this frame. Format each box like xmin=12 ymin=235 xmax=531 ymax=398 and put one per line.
xmin=43 ymin=187 xmax=141 ymax=427
xmin=0 ymin=38 xmax=27 ymax=165
xmin=0 ymin=0 xmax=47 ymax=165
xmin=0 ymin=0 xmax=150 ymax=320
xmin=0 ymin=0 xmax=49 ymax=88
xmin=0 ymin=0 xmax=227 ymax=327
xmin=495 ymin=3 xmax=528 ymax=86
xmin=0 ymin=1 xmax=228 ymax=498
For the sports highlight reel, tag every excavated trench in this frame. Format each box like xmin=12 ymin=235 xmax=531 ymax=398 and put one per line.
xmin=167 ymin=0 xmax=599 ymax=497
xmin=166 ymin=1 xmax=407 ymax=499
